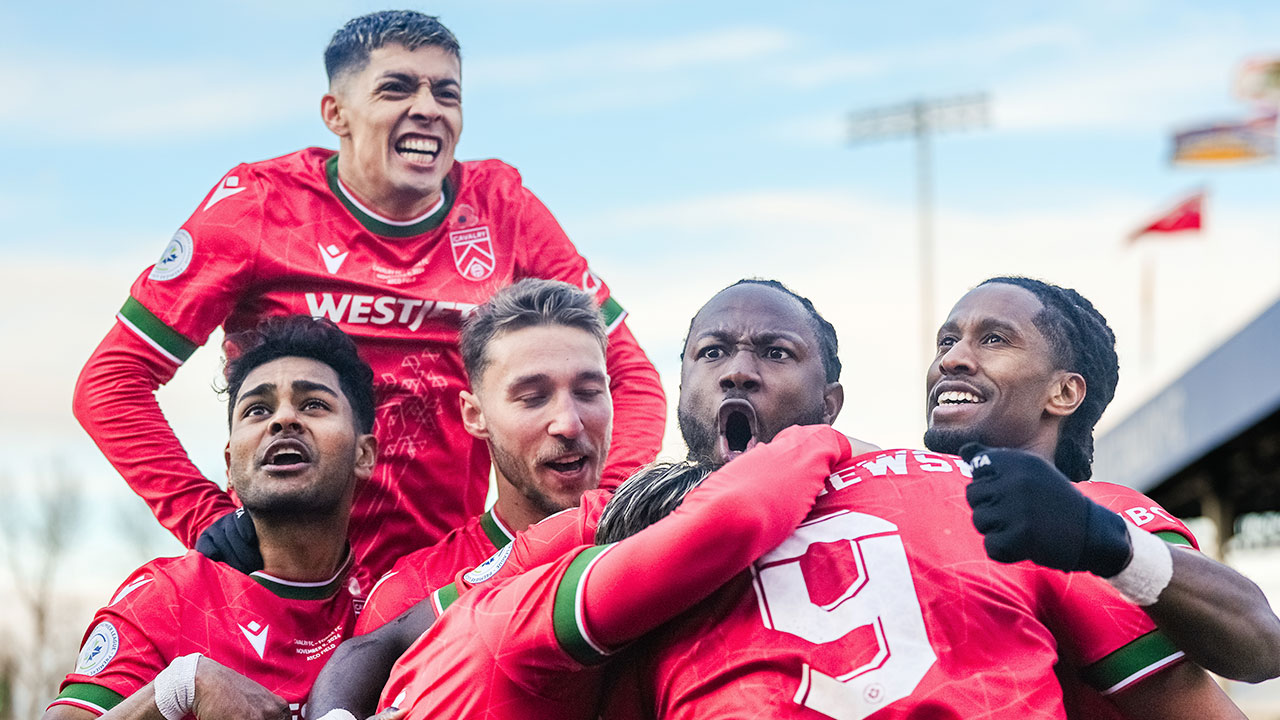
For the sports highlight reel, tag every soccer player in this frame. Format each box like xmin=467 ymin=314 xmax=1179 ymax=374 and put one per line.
xmin=379 ymin=425 xmax=855 ymax=720
xmin=355 ymin=279 xmax=613 ymax=632
xmin=44 ymin=316 xmax=376 ymax=720
xmin=71 ymin=10 xmax=665 ymax=592
xmin=924 ymin=277 xmax=1280 ymax=685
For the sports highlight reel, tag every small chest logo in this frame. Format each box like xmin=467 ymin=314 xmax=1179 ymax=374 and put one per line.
xmin=449 ymin=226 xmax=495 ymax=281
xmin=239 ymin=620 xmax=270 ymax=659
xmin=317 ymin=242 xmax=349 ymax=275
xmin=463 ymin=543 xmax=512 ymax=585
xmin=75 ymin=621 xmax=119 ymax=676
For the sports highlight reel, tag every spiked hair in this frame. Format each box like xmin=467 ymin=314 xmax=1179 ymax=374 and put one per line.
xmin=595 ymin=461 xmax=713 ymax=544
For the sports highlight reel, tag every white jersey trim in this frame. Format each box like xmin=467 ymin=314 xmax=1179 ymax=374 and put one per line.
xmin=335 ymin=177 xmax=445 ymax=227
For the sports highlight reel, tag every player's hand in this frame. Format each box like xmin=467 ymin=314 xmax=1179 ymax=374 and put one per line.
xmin=196 ymin=508 xmax=264 ymax=573
xmin=190 ymin=657 xmax=289 ymax=720
xmin=960 ymin=443 xmax=1132 ymax=577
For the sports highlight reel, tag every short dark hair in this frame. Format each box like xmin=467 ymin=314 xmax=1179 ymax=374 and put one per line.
xmin=223 ymin=316 xmax=376 ymax=433
xmin=460 ymin=279 xmax=608 ymax=388
xmin=595 ymin=461 xmax=713 ymax=544
xmin=681 ymin=278 xmax=841 ymax=383
xmin=980 ymin=276 xmax=1119 ymax=482
xmin=325 ymin=10 xmax=461 ymax=86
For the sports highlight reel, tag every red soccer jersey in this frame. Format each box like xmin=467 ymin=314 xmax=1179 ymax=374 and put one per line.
xmin=621 ymin=449 xmax=1184 ymax=720
xmin=389 ymin=425 xmax=853 ymax=720
xmin=357 ymin=508 xmax=515 ymax=634
xmin=49 ymin=550 xmax=357 ymax=720
xmin=73 ymin=149 xmax=665 ymax=587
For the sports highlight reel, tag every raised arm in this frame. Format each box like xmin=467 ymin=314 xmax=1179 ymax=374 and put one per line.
xmin=74 ymin=323 xmax=237 ymax=547
xmin=573 ymin=424 xmax=853 ymax=652
xmin=962 ymin=443 xmax=1280 ymax=683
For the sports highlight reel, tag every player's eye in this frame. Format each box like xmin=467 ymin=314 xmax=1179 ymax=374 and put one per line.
xmin=301 ymin=398 xmax=331 ymax=412
xmin=242 ymin=403 xmax=271 ymax=419
xmin=434 ymin=85 xmax=461 ymax=103
xmin=763 ymin=347 xmax=792 ymax=361
xmin=937 ymin=336 xmax=957 ymax=349
xmin=981 ymin=333 xmax=1006 ymax=345
xmin=378 ymin=81 xmax=412 ymax=96
xmin=697 ymin=346 xmax=725 ymax=360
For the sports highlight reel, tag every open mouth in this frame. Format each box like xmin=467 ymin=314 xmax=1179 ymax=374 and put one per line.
xmin=717 ymin=399 xmax=759 ymax=462
xmin=545 ymin=455 xmax=588 ymax=474
xmin=936 ymin=390 xmax=985 ymax=406
xmin=395 ymin=136 xmax=440 ymax=164
xmin=261 ymin=439 xmax=312 ymax=472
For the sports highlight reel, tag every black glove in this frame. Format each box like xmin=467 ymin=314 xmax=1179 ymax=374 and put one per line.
xmin=196 ymin=507 xmax=264 ymax=573
xmin=960 ymin=443 xmax=1131 ymax=577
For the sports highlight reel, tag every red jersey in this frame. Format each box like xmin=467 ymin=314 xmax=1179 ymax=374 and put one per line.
xmin=357 ymin=508 xmax=515 ymax=634
xmin=1057 ymin=481 xmax=1199 ymax=720
xmin=388 ymin=425 xmax=854 ymax=720
xmin=617 ymin=449 xmax=1184 ymax=720
xmin=73 ymin=149 xmax=666 ymax=586
xmin=49 ymin=550 xmax=357 ymax=720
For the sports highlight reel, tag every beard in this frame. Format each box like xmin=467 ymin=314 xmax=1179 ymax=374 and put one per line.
xmin=235 ymin=466 xmax=351 ymax=521
xmin=490 ymin=438 xmax=587 ymax=517
xmin=677 ymin=400 xmax=829 ymax=468
xmin=922 ymin=425 xmax=988 ymax=456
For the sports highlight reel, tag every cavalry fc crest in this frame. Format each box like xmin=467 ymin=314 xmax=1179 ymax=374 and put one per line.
xmin=449 ymin=226 xmax=495 ymax=281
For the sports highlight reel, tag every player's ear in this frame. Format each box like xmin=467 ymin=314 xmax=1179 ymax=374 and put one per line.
xmin=460 ymin=390 xmax=489 ymax=440
xmin=354 ymin=434 xmax=378 ymax=482
xmin=321 ymin=91 xmax=349 ymax=137
xmin=224 ymin=441 xmax=233 ymax=486
xmin=1045 ymin=371 xmax=1085 ymax=418
xmin=822 ymin=382 xmax=844 ymax=425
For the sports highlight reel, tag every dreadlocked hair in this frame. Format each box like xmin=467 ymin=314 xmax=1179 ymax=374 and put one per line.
xmin=980 ymin=277 xmax=1119 ymax=481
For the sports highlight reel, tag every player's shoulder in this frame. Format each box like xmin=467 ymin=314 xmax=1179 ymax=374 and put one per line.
xmin=453 ymin=158 xmax=528 ymax=197
xmin=204 ymin=147 xmax=331 ymax=197
xmin=97 ymin=551 xmax=210 ymax=612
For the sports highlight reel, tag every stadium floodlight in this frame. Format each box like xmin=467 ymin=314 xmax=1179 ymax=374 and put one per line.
xmin=848 ymin=93 xmax=990 ymax=365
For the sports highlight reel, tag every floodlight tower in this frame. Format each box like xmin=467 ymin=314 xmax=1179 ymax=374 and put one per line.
xmin=848 ymin=94 xmax=990 ymax=362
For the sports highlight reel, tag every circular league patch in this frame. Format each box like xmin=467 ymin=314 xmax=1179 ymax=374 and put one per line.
xmin=148 ymin=229 xmax=194 ymax=281
xmin=463 ymin=544 xmax=513 ymax=585
xmin=75 ymin=621 xmax=119 ymax=676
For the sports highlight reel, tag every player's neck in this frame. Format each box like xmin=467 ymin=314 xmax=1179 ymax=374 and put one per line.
xmin=254 ymin=513 xmax=351 ymax=583
xmin=335 ymin=155 xmax=442 ymax=221
xmin=492 ymin=475 xmax=552 ymax=534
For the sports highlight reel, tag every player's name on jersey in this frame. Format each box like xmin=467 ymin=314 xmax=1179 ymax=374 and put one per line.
xmin=305 ymin=293 xmax=478 ymax=331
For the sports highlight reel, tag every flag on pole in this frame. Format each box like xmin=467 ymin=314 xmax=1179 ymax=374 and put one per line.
xmin=1171 ymin=112 xmax=1276 ymax=165
xmin=1129 ymin=191 xmax=1204 ymax=242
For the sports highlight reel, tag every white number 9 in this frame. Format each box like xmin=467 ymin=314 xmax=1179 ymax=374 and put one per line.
xmin=751 ymin=510 xmax=935 ymax=720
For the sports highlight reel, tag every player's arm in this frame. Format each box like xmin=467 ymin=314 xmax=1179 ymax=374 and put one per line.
xmin=45 ymin=657 xmax=289 ymax=720
xmin=74 ymin=168 xmax=263 ymax=549
xmin=308 ymin=600 xmax=438 ymax=720
xmin=512 ymin=185 xmax=666 ymax=490
xmin=571 ymin=424 xmax=853 ymax=652
xmin=1105 ymin=660 xmax=1247 ymax=720
xmin=962 ymin=444 xmax=1280 ymax=683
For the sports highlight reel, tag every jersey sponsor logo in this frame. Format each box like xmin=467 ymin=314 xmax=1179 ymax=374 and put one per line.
xmin=109 ymin=576 xmax=153 ymax=606
xmin=239 ymin=620 xmax=269 ymax=659
xmin=1123 ymin=505 xmax=1179 ymax=527
xmin=148 ymin=229 xmax=194 ymax=281
xmin=204 ymin=174 xmax=247 ymax=211
xmin=75 ymin=621 xmax=119 ymax=676
xmin=317 ymin=242 xmax=349 ymax=274
xmin=305 ymin=292 xmax=477 ymax=331
xmin=449 ymin=226 xmax=495 ymax=281
xmin=463 ymin=543 xmax=512 ymax=585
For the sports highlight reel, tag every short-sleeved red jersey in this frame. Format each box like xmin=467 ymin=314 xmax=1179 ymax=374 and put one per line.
xmin=49 ymin=550 xmax=357 ymax=719
xmin=357 ymin=508 xmax=515 ymax=634
xmin=619 ymin=449 xmax=1183 ymax=720
xmin=74 ymin=149 xmax=665 ymax=587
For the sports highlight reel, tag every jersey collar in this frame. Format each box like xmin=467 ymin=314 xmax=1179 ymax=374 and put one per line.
xmin=249 ymin=546 xmax=355 ymax=600
xmin=480 ymin=507 xmax=515 ymax=550
xmin=325 ymin=154 xmax=455 ymax=238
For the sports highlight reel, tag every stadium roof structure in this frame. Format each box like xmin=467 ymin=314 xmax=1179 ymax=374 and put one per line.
xmin=1093 ymin=294 xmax=1280 ymax=556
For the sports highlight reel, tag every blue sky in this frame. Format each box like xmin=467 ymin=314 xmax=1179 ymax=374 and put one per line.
xmin=1 ymin=1 xmax=1278 ymax=580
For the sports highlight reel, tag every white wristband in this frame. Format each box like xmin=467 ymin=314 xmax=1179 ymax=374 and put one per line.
xmin=1106 ymin=523 xmax=1173 ymax=606
xmin=153 ymin=653 xmax=201 ymax=720
xmin=316 ymin=710 xmax=358 ymax=720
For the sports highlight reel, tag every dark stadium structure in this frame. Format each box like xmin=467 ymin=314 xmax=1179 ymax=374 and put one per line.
xmin=1092 ymin=295 xmax=1280 ymax=559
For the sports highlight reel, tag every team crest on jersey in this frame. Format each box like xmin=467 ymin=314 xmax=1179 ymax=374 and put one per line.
xmin=449 ymin=226 xmax=495 ymax=281
xmin=148 ymin=229 xmax=193 ymax=281
xmin=463 ymin=543 xmax=512 ymax=585
xmin=75 ymin=621 xmax=119 ymax=676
